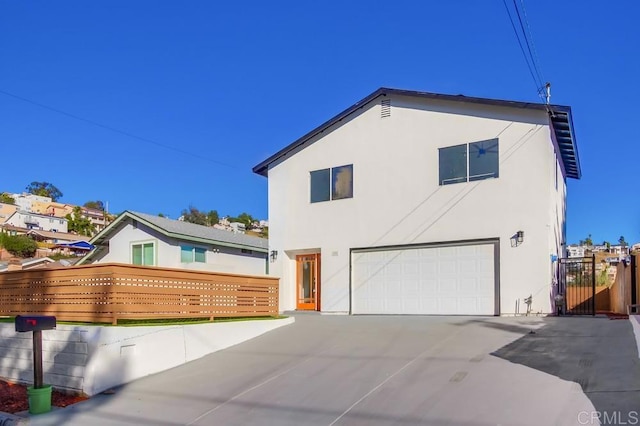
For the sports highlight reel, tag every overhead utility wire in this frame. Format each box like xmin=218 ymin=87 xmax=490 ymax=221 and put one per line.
xmin=501 ymin=0 xmax=545 ymax=100
xmin=0 ymin=88 xmax=238 ymax=169
xmin=518 ymin=0 xmax=545 ymax=86
xmin=512 ymin=0 xmax=545 ymax=94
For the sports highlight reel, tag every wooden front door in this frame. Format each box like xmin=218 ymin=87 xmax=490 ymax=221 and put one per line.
xmin=296 ymin=254 xmax=320 ymax=310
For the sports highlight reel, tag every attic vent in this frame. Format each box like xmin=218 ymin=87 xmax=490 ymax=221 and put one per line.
xmin=381 ymin=99 xmax=391 ymax=118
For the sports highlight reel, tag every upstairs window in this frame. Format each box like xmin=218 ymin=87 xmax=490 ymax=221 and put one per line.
xmin=310 ymin=169 xmax=331 ymax=203
xmin=310 ymin=164 xmax=353 ymax=203
xmin=181 ymin=245 xmax=206 ymax=263
xmin=132 ymin=242 xmax=155 ymax=266
xmin=439 ymin=139 xmax=499 ymax=185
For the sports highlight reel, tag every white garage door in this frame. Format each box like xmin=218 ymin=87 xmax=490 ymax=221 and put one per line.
xmin=352 ymin=242 xmax=497 ymax=315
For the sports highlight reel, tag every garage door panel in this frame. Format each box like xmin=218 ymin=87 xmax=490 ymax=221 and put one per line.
xmin=352 ymin=242 xmax=496 ymax=315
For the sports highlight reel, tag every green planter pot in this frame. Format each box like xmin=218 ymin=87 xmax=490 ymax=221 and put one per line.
xmin=27 ymin=384 xmax=52 ymax=414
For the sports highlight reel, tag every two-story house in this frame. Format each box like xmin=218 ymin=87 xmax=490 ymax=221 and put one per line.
xmin=3 ymin=211 xmax=68 ymax=233
xmin=253 ymin=88 xmax=581 ymax=315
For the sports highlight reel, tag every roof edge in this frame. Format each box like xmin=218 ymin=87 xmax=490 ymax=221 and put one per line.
xmin=252 ymin=87 xmax=573 ymax=177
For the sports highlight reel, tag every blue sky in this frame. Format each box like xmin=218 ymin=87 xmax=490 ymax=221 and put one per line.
xmin=0 ymin=1 xmax=637 ymax=245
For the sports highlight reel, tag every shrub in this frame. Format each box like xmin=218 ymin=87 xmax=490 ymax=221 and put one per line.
xmin=1 ymin=235 xmax=38 ymax=258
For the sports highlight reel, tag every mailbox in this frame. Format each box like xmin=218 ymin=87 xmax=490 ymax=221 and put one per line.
xmin=15 ymin=315 xmax=56 ymax=332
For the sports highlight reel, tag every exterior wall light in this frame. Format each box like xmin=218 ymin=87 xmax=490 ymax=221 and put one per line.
xmin=516 ymin=230 xmax=524 ymax=244
xmin=270 ymin=250 xmax=278 ymax=262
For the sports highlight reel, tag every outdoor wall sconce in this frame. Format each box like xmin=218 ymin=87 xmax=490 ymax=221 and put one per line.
xmin=511 ymin=230 xmax=525 ymax=247
xmin=270 ymin=250 xmax=278 ymax=262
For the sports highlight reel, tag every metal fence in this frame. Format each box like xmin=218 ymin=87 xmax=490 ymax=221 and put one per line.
xmin=559 ymin=256 xmax=596 ymax=315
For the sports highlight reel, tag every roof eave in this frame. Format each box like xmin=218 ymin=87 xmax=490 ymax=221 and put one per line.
xmin=549 ymin=106 xmax=581 ymax=179
xmin=252 ymin=87 xmax=575 ymax=177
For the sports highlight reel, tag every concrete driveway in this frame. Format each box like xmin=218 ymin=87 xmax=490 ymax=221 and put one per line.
xmin=30 ymin=314 xmax=599 ymax=426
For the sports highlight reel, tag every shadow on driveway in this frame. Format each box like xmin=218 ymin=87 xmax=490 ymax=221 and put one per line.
xmin=492 ymin=316 xmax=640 ymax=418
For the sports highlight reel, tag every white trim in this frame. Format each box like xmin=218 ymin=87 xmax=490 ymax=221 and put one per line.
xmin=130 ymin=239 xmax=157 ymax=266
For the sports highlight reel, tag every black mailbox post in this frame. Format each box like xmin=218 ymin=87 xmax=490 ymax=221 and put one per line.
xmin=15 ymin=315 xmax=56 ymax=389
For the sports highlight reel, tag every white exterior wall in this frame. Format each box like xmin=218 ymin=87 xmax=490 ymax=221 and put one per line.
xmin=93 ymin=220 xmax=267 ymax=276
xmin=0 ymin=318 xmax=293 ymax=396
xmin=267 ymin=95 xmax=567 ymax=314
xmin=5 ymin=211 xmax=68 ymax=233
xmin=11 ymin=193 xmax=51 ymax=212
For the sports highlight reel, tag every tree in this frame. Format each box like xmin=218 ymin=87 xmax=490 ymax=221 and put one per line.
xmin=0 ymin=192 xmax=15 ymax=204
xmin=181 ymin=206 xmax=207 ymax=225
xmin=207 ymin=210 xmax=219 ymax=226
xmin=619 ymin=236 xmax=627 ymax=247
xmin=66 ymin=206 xmax=96 ymax=236
xmin=158 ymin=213 xmax=166 ymax=218
xmin=83 ymin=200 xmax=105 ymax=211
xmin=26 ymin=181 xmax=63 ymax=201
xmin=0 ymin=234 xmax=37 ymax=258
xmin=584 ymin=234 xmax=593 ymax=246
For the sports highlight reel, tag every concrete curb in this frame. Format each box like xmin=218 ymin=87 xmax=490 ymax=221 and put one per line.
xmin=0 ymin=411 xmax=29 ymax=425
xmin=630 ymin=315 xmax=640 ymax=358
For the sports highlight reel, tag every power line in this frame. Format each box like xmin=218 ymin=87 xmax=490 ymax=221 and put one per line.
xmin=501 ymin=0 xmax=546 ymax=100
xmin=518 ymin=0 xmax=545 ymax=86
xmin=512 ymin=0 xmax=545 ymax=91
xmin=0 ymin=88 xmax=239 ymax=169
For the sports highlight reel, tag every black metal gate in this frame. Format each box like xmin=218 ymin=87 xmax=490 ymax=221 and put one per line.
xmin=558 ymin=256 xmax=596 ymax=315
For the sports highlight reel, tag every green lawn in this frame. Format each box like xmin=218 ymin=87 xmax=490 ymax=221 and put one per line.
xmin=0 ymin=315 xmax=286 ymax=327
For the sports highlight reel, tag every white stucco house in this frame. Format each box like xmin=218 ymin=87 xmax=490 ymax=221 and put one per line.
xmin=253 ymin=87 xmax=581 ymax=315
xmin=4 ymin=210 xmax=68 ymax=233
xmin=78 ymin=211 xmax=269 ymax=276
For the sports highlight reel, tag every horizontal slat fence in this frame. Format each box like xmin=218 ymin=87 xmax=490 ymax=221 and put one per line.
xmin=0 ymin=263 xmax=279 ymax=324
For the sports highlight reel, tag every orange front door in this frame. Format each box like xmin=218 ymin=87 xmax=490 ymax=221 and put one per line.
xmin=296 ymin=254 xmax=320 ymax=310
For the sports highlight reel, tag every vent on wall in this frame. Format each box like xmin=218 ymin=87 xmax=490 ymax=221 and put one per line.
xmin=381 ymin=98 xmax=391 ymax=118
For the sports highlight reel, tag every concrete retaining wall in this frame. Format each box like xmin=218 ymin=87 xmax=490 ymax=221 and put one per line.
xmin=0 ymin=317 xmax=294 ymax=396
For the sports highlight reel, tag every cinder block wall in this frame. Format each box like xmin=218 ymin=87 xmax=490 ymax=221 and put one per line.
xmin=0 ymin=324 xmax=89 ymax=392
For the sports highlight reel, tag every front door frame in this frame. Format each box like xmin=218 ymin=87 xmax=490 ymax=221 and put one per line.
xmin=296 ymin=253 xmax=321 ymax=311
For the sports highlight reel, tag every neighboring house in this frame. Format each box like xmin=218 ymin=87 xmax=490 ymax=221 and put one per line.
xmin=229 ymin=222 xmax=246 ymax=234
xmin=0 ymin=257 xmax=56 ymax=272
xmin=0 ymin=203 xmax=18 ymax=223
xmin=78 ymin=211 xmax=269 ymax=275
xmin=567 ymin=243 xmax=629 ymax=258
xmin=11 ymin=193 xmax=52 ymax=213
xmin=44 ymin=203 xmax=109 ymax=234
xmin=81 ymin=207 xmax=108 ymax=233
xmin=43 ymin=202 xmax=74 ymax=217
xmin=3 ymin=211 xmax=68 ymax=233
xmin=253 ymin=87 xmax=581 ymax=315
xmin=0 ymin=224 xmax=87 ymax=243
xmin=566 ymin=245 xmax=586 ymax=258
xmin=27 ymin=229 xmax=90 ymax=244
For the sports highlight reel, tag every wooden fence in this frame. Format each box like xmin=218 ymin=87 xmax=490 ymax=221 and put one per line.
xmin=0 ymin=263 xmax=279 ymax=324
xmin=565 ymin=285 xmax=610 ymax=313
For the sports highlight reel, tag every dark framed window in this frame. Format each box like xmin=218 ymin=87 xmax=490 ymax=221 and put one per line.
xmin=439 ymin=144 xmax=467 ymax=185
xmin=310 ymin=164 xmax=353 ymax=203
xmin=468 ymin=140 xmax=499 ymax=181
xmin=439 ymin=139 xmax=499 ymax=185
xmin=332 ymin=164 xmax=353 ymax=200
xmin=310 ymin=169 xmax=331 ymax=203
